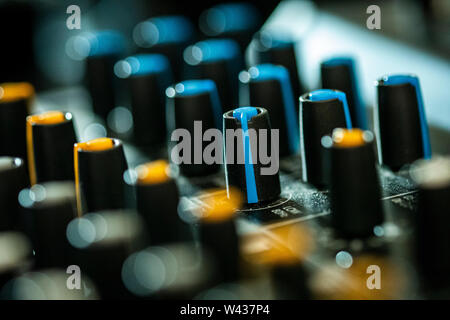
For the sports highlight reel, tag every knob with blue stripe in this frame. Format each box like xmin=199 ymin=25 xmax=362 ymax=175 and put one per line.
xmin=299 ymin=89 xmax=352 ymax=187
xmin=166 ymin=80 xmax=223 ymax=177
xmin=80 ymin=30 xmax=125 ymax=120
xmin=239 ymin=64 xmax=299 ymax=157
xmin=199 ymin=3 xmax=262 ymax=51
xmin=223 ymin=106 xmax=281 ymax=204
xmin=184 ymin=39 xmax=243 ymax=111
xmin=375 ymin=74 xmax=431 ymax=171
xmin=321 ymin=57 xmax=367 ymax=129
xmin=114 ymin=54 xmax=173 ymax=149
xmin=321 ymin=129 xmax=383 ymax=239
xmin=246 ymin=32 xmax=304 ymax=102
xmin=133 ymin=16 xmax=195 ymax=81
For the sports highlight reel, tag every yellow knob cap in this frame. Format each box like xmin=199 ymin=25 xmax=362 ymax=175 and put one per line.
xmin=136 ymin=160 xmax=170 ymax=185
xmin=0 ymin=82 xmax=35 ymax=103
xmin=332 ymin=128 xmax=365 ymax=148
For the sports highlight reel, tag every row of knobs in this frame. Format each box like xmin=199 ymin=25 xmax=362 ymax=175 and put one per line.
xmin=0 ymin=4 xmax=448 ymax=297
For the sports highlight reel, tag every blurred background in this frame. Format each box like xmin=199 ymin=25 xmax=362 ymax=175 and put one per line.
xmin=0 ymin=0 xmax=448 ymax=138
xmin=1 ymin=0 xmax=448 ymax=88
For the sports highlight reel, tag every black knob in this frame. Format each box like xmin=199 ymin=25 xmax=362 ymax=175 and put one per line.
xmin=0 ymin=82 xmax=34 ymax=161
xmin=166 ymin=79 xmax=223 ymax=177
xmin=223 ymin=106 xmax=281 ymax=204
xmin=183 ymin=39 xmax=243 ymax=111
xmin=0 ymin=232 xmax=31 ymax=289
xmin=375 ymin=74 xmax=431 ymax=171
xmin=195 ymin=188 xmax=241 ymax=284
xmin=299 ymin=89 xmax=352 ymax=187
xmin=0 ymin=157 xmax=28 ymax=231
xmin=74 ymin=137 xmax=128 ymax=215
xmin=127 ymin=160 xmax=185 ymax=245
xmin=322 ymin=128 xmax=384 ymax=239
xmin=82 ymin=30 xmax=125 ymax=120
xmin=199 ymin=3 xmax=262 ymax=51
xmin=133 ymin=16 xmax=195 ymax=81
xmin=115 ymin=54 xmax=173 ymax=148
xmin=321 ymin=57 xmax=367 ymax=129
xmin=239 ymin=63 xmax=299 ymax=157
xmin=411 ymin=157 xmax=450 ymax=291
xmin=66 ymin=210 xmax=146 ymax=299
xmin=246 ymin=31 xmax=304 ymax=101
xmin=19 ymin=181 xmax=77 ymax=269
xmin=26 ymin=111 xmax=77 ymax=185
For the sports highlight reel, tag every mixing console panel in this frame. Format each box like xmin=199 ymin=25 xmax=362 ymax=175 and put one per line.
xmin=0 ymin=0 xmax=449 ymax=302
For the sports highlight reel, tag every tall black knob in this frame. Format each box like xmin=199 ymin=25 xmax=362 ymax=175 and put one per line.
xmin=0 ymin=82 xmax=34 ymax=161
xmin=199 ymin=3 xmax=262 ymax=52
xmin=321 ymin=57 xmax=367 ymax=129
xmin=126 ymin=160 xmax=184 ymax=245
xmin=246 ymin=31 xmax=304 ymax=101
xmin=133 ymin=16 xmax=195 ymax=81
xmin=223 ymin=106 xmax=281 ymax=204
xmin=0 ymin=157 xmax=28 ymax=231
xmin=195 ymin=188 xmax=241 ymax=284
xmin=322 ymin=128 xmax=384 ymax=239
xmin=375 ymin=74 xmax=431 ymax=171
xmin=299 ymin=89 xmax=352 ymax=187
xmin=239 ymin=63 xmax=299 ymax=157
xmin=19 ymin=181 xmax=77 ymax=269
xmin=166 ymin=79 xmax=223 ymax=177
xmin=411 ymin=157 xmax=450 ymax=292
xmin=82 ymin=30 xmax=125 ymax=120
xmin=74 ymin=137 xmax=128 ymax=216
xmin=114 ymin=54 xmax=173 ymax=148
xmin=26 ymin=111 xmax=77 ymax=185
xmin=183 ymin=39 xmax=242 ymax=111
